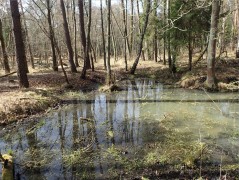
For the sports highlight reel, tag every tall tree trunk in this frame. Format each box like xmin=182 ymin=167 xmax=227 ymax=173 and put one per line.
xmin=80 ymin=0 xmax=92 ymax=78
xmin=91 ymin=43 xmax=97 ymax=63
xmin=130 ymin=0 xmax=151 ymax=74
xmin=78 ymin=0 xmax=91 ymax=79
xmin=10 ymin=0 xmax=29 ymax=88
xmin=236 ymin=0 xmax=239 ymax=58
xmin=206 ymin=0 xmax=221 ymax=89
xmin=46 ymin=0 xmax=58 ymax=71
xmin=19 ymin=0 xmax=34 ymax=69
xmin=163 ymin=0 xmax=166 ymax=65
xmin=153 ymin=0 xmax=158 ymax=63
xmin=72 ymin=0 xmax=79 ymax=67
xmin=100 ymin=0 xmax=106 ymax=69
xmin=54 ymin=37 xmax=70 ymax=85
xmin=121 ymin=0 xmax=128 ymax=71
xmin=106 ymin=0 xmax=112 ymax=85
xmin=90 ymin=49 xmax=94 ymax=71
xmin=167 ymin=0 xmax=172 ymax=68
xmin=130 ymin=0 xmax=134 ymax=57
xmin=188 ymin=30 xmax=192 ymax=71
xmin=125 ymin=0 xmax=130 ymax=56
xmin=60 ymin=0 xmax=77 ymax=73
xmin=111 ymin=24 xmax=118 ymax=62
xmin=136 ymin=0 xmax=146 ymax=61
xmin=0 ymin=19 xmax=10 ymax=74
xmin=87 ymin=0 xmax=92 ymax=72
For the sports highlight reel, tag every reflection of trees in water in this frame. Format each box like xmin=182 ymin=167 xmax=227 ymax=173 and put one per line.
xmin=70 ymin=103 xmax=97 ymax=179
xmin=120 ymin=85 xmax=135 ymax=145
xmin=57 ymin=111 xmax=67 ymax=179
xmin=5 ymin=79 xmax=239 ymax=178
xmin=107 ymin=95 xmax=115 ymax=145
xmin=91 ymin=102 xmax=104 ymax=175
xmin=71 ymin=104 xmax=80 ymax=179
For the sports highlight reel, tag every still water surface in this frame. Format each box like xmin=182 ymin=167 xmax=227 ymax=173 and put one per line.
xmin=0 ymin=79 xmax=239 ymax=179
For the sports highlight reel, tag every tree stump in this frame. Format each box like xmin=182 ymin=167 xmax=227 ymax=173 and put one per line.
xmin=236 ymin=50 xmax=239 ymax=58
xmin=1 ymin=154 xmax=14 ymax=180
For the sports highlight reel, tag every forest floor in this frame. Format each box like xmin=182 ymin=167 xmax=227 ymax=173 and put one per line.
xmin=0 ymin=55 xmax=238 ymax=126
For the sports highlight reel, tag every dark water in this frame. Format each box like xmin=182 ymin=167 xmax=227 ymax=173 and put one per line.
xmin=0 ymin=79 xmax=239 ymax=179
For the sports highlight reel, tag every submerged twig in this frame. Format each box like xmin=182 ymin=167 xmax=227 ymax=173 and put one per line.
xmin=202 ymin=88 xmax=222 ymax=113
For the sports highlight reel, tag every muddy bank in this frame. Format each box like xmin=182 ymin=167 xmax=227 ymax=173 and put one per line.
xmin=0 ymin=69 xmax=103 ymax=126
xmin=0 ymin=90 xmax=59 ymax=125
xmin=177 ymin=58 xmax=239 ymax=91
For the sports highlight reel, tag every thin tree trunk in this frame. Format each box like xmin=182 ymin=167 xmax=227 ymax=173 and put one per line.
xmin=167 ymin=0 xmax=172 ymax=68
xmin=10 ymin=0 xmax=29 ymax=88
xmin=188 ymin=30 xmax=192 ymax=71
xmin=153 ymin=0 xmax=158 ymax=63
xmin=54 ymin=37 xmax=70 ymax=85
xmin=111 ymin=24 xmax=117 ymax=62
xmin=60 ymin=0 xmax=77 ymax=73
xmin=90 ymin=48 xmax=94 ymax=71
xmin=91 ymin=43 xmax=97 ymax=63
xmin=125 ymin=0 xmax=130 ymax=55
xmin=236 ymin=0 xmax=239 ymax=58
xmin=106 ymin=0 xmax=112 ymax=85
xmin=0 ymin=19 xmax=10 ymax=74
xmin=163 ymin=0 xmax=166 ymax=65
xmin=130 ymin=0 xmax=134 ymax=57
xmin=136 ymin=0 xmax=146 ymax=61
xmin=130 ymin=0 xmax=151 ymax=74
xmin=206 ymin=0 xmax=221 ymax=89
xmin=121 ymin=0 xmax=128 ymax=71
xmin=100 ymin=0 xmax=106 ymax=69
xmin=46 ymin=0 xmax=58 ymax=71
xmin=72 ymin=0 xmax=79 ymax=67
xmin=154 ymin=38 xmax=158 ymax=62
xmin=87 ymin=0 xmax=92 ymax=71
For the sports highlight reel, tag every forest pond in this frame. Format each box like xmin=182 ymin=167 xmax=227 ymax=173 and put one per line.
xmin=0 ymin=79 xmax=239 ymax=179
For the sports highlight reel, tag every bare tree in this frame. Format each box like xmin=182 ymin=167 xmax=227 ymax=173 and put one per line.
xmin=10 ymin=0 xmax=29 ymax=88
xmin=206 ymin=0 xmax=221 ymax=89
xmin=130 ymin=0 xmax=151 ymax=74
xmin=46 ymin=0 xmax=58 ymax=71
xmin=100 ymin=0 xmax=106 ymax=69
xmin=236 ymin=0 xmax=239 ymax=58
xmin=72 ymin=0 xmax=79 ymax=67
xmin=0 ymin=19 xmax=10 ymax=74
xmin=106 ymin=0 xmax=112 ymax=85
xmin=130 ymin=0 xmax=134 ymax=57
xmin=81 ymin=0 xmax=92 ymax=78
xmin=60 ymin=0 xmax=77 ymax=73
xmin=153 ymin=0 xmax=158 ymax=63
xmin=167 ymin=0 xmax=172 ymax=68
xmin=121 ymin=0 xmax=128 ymax=71
xmin=19 ymin=0 xmax=35 ymax=69
xmin=163 ymin=0 xmax=166 ymax=65
xmin=78 ymin=0 xmax=91 ymax=79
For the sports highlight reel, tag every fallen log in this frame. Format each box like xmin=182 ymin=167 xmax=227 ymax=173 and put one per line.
xmin=193 ymin=46 xmax=207 ymax=66
xmin=0 ymin=71 xmax=17 ymax=79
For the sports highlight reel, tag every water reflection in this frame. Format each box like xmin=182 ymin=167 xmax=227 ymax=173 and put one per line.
xmin=0 ymin=79 xmax=239 ymax=179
